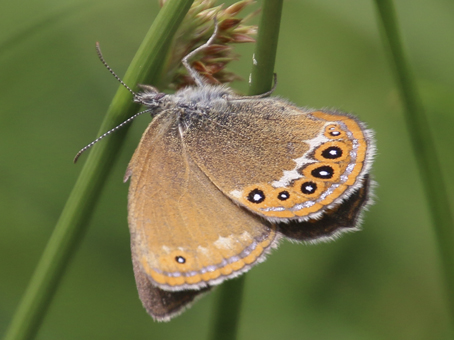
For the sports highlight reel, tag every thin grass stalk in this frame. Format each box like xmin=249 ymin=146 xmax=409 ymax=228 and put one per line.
xmin=208 ymin=1 xmax=283 ymax=339
xmin=373 ymin=0 xmax=454 ymax=331
xmin=248 ymin=0 xmax=283 ymax=95
xmin=3 ymin=1 xmax=194 ymax=339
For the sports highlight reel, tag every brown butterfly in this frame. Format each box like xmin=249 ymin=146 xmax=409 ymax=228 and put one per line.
xmin=76 ymin=21 xmax=375 ymax=322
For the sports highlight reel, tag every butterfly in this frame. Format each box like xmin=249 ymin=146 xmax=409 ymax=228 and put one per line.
xmin=76 ymin=21 xmax=375 ymax=322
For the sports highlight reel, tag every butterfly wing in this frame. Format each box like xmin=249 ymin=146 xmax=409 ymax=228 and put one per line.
xmin=279 ymin=175 xmax=372 ymax=242
xmin=182 ymin=97 xmax=374 ymax=225
xmin=125 ymin=111 xmax=278 ymax=296
xmin=131 ymin=241 xmax=210 ymax=321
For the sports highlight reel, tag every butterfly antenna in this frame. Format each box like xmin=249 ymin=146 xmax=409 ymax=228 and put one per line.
xmin=182 ymin=16 xmax=219 ymax=87
xmin=73 ymin=108 xmax=152 ymax=163
xmin=73 ymin=43 xmax=146 ymax=163
xmin=96 ymin=42 xmax=137 ymax=98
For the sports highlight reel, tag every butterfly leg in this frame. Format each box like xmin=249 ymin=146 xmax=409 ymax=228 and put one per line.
xmin=181 ymin=16 xmax=219 ymax=87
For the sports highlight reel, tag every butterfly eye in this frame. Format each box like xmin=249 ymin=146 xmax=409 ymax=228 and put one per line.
xmin=311 ymin=166 xmax=334 ymax=179
xmin=301 ymin=181 xmax=317 ymax=195
xmin=247 ymin=189 xmax=266 ymax=204
xmin=175 ymin=256 xmax=186 ymax=264
xmin=277 ymin=191 xmax=290 ymax=201
xmin=321 ymin=146 xmax=343 ymax=159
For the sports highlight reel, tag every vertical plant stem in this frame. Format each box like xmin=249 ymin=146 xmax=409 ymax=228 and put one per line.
xmin=374 ymin=0 xmax=454 ymax=330
xmin=209 ymin=276 xmax=246 ymax=340
xmin=3 ymin=1 xmax=193 ymax=340
xmin=208 ymin=1 xmax=283 ymax=339
xmin=248 ymin=0 xmax=283 ymax=95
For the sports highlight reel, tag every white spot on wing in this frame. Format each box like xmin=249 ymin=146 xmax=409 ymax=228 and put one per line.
xmin=214 ymin=236 xmax=234 ymax=250
xmin=230 ymin=189 xmax=242 ymax=198
xmin=197 ymin=246 xmax=210 ymax=256
xmin=239 ymin=231 xmax=252 ymax=243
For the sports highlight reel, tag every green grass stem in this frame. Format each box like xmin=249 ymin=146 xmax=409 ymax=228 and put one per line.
xmin=374 ymin=0 xmax=454 ymax=331
xmin=3 ymin=1 xmax=193 ymax=339
xmin=248 ymin=0 xmax=283 ymax=96
xmin=208 ymin=1 xmax=284 ymax=339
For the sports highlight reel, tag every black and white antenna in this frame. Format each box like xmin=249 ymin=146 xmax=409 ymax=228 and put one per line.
xmin=73 ymin=108 xmax=151 ymax=163
xmin=95 ymin=42 xmax=138 ymax=99
xmin=73 ymin=43 xmax=149 ymax=163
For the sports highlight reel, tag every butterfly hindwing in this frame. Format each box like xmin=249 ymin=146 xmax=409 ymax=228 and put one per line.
xmin=183 ymin=97 xmax=374 ymax=223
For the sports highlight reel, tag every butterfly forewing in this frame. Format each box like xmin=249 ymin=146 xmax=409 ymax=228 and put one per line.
xmin=126 ymin=109 xmax=278 ymax=292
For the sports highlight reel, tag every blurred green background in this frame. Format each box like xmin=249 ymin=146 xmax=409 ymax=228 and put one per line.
xmin=1 ymin=0 xmax=453 ymax=339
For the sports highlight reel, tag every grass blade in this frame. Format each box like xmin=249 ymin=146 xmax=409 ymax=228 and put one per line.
xmin=374 ymin=0 xmax=454 ymax=332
